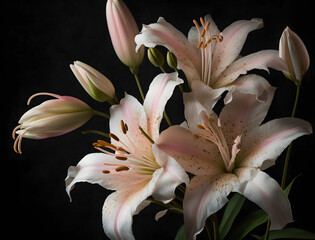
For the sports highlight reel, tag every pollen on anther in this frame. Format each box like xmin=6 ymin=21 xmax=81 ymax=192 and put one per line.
xmin=115 ymin=156 xmax=128 ymax=161
xmin=115 ymin=166 xmax=129 ymax=172
xmin=109 ymin=133 xmax=120 ymax=141
xmin=120 ymin=120 xmax=127 ymax=134
xmin=102 ymin=170 xmax=110 ymax=174
xmin=196 ymin=124 xmax=205 ymax=130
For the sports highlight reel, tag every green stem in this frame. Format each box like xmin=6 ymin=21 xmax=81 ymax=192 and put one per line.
xmin=163 ymin=111 xmax=172 ymax=126
xmin=264 ymin=219 xmax=271 ymax=240
xmin=281 ymin=82 xmax=301 ymax=189
xmin=133 ymin=72 xmax=145 ymax=102
xmin=92 ymin=110 xmax=109 ymax=119
xmin=81 ymin=130 xmax=109 ymax=138
xmin=139 ymin=126 xmax=155 ymax=144
xmin=159 ymin=66 xmax=166 ymax=73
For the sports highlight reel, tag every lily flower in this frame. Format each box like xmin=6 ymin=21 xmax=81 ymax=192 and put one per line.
xmin=65 ymin=72 xmax=189 ymax=240
xmin=135 ymin=16 xmax=288 ymax=100
xmin=279 ymin=26 xmax=310 ymax=82
xmin=157 ymin=77 xmax=312 ymax=239
xmin=70 ymin=61 xmax=116 ymax=103
xmin=12 ymin=93 xmax=94 ymax=154
xmin=106 ymin=0 xmax=144 ymax=73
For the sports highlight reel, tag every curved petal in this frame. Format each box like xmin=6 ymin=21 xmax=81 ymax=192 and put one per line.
xmin=219 ymin=75 xmax=275 ymax=147
xmin=238 ymin=117 xmax=312 ymax=169
xmin=143 ymin=72 xmax=183 ymax=141
xmin=151 ymin=144 xmax=189 ymax=203
xmin=183 ymin=174 xmax=239 ymax=240
xmin=135 ymin=17 xmax=201 ymax=83
xmin=233 ymin=168 xmax=293 ymax=230
xmin=157 ymin=125 xmax=224 ymax=175
xmin=211 ymin=18 xmax=264 ymax=80
xmin=212 ymin=50 xmax=288 ymax=88
xmin=102 ymin=172 xmax=156 ymax=240
xmin=110 ymin=93 xmax=153 ymax=158
xmin=183 ymin=80 xmax=224 ymax=128
xmin=65 ymin=153 xmax=149 ymax=200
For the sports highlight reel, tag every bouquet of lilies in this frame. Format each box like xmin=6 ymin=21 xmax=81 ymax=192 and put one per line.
xmin=13 ymin=0 xmax=314 ymax=239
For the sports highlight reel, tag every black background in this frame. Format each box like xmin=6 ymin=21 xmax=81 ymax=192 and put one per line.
xmin=4 ymin=0 xmax=315 ymax=239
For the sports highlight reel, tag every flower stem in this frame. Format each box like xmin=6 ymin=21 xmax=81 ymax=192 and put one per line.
xmin=81 ymin=129 xmax=109 ymax=138
xmin=211 ymin=214 xmax=220 ymax=240
xmin=281 ymin=82 xmax=301 ymax=189
xmin=133 ymin=73 xmax=145 ymax=101
xmin=92 ymin=110 xmax=109 ymax=119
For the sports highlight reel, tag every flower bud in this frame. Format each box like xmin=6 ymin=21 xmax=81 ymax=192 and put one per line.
xmin=106 ymin=0 xmax=144 ymax=72
xmin=279 ymin=27 xmax=310 ymax=82
xmin=166 ymin=51 xmax=178 ymax=71
xmin=148 ymin=47 xmax=164 ymax=68
xmin=12 ymin=93 xmax=94 ymax=154
xmin=70 ymin=61 xmax=116 ymax=102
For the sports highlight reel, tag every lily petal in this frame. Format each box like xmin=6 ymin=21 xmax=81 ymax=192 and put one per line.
xmin=135 ymin=17 xmax=201 ymax=82
xmin=212 ymin=50 xmax=288 ymax=88
xmin=238 ymin=117 xmax=312 ymax=169
xmin=183 ymin=174 xmax=238 ymax=240
xmin=110 ymin=93 xmax=153 ymax=158
xmin=219 ymin=76 xmax=275 ymax=146
xmin=234 ymin=168 xmax=293 ymax=230
xmin=211 ymin=18 xmax=264 ymax=80
xmin=183 ymin=80 xmax=224 ymax=128
xmin=151 ymin=144 xmax=189 ymax=204
xmin=102 ymin=171 xmax=159 ymax=240
xmin=157 ymin=125 xmax=224 ymax=175
xmin=143 ymin=72 xmax=183 ymax=141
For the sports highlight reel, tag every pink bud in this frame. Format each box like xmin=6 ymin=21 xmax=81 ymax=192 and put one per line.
xmin=12 ymin=93 xmax=94 ymax=154
xmin=106 ymin=0 xmax=144 ymax=72
xmin=279 ymin=27 xmax=310 ymax=81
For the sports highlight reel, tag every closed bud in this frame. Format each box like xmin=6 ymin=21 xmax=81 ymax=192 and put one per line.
xmin=70 ymin=61 xmax=116 ymax=102
xmin=279 ymin=27 xmax=310 ymax=82
xmin=12 ymin=93 xmax=94 ymax=154
xmin=166 ymin=51 xmax=178 ymax=71
xmin=106 ymin=0 xmax=144 ymax=72
xmin=148 ymin=47 xmax=164 ymax=68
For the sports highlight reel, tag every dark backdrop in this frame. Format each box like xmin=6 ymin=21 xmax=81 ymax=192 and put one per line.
xmin=4 ymin=0 xmax=315 ymax=239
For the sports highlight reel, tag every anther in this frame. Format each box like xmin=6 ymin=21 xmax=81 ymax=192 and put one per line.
xmin=115 ymin=166 xmax=129 ymax=172
xmin=196 ymin=124 xmax=205 ymax=130
xmin=102 ymin=170 xmax=110 ymax=174
xmin=124 ymin=123 xmax=128 ymax=132
xmin=109 ymin=133 xmax=120 ymax=141
xmin=120 ymin=120 xmax=127 ymax=134
xmin=117 ymin=147 xmax=129 ymax=154
xmin=198 ymin=41 xmax=204 ymax=49
xmin=115 ymin=156 xmax=128 ymax=161
xmin=199 ymin=17 xmax=205 ymax=27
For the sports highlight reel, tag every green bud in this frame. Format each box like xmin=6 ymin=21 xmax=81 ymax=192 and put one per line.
xmin=147 ymin=47 xmax=164 ymax=68
xmin=166 ymin=51 xmax=178 ymax=71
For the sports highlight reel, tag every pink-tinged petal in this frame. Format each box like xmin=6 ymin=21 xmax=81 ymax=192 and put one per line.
xmin=223 ymin=74 xmax=275 ymax=105
xmin=151 ymin=144 xmax=189 ymax=204
xmin=212 ymin=50 xmax=288 ymax=88
xmin=102 ymin=177 xmax=154 ymax=240
xmin=211 ymin=18 xmax=264 ymax=80
xmin=220 ymin=76 xmax=275 ymax=147
xmin=183 ymin=174 xmax=239 ymax=240
xmin=238 ymin=117 xmax=312 ymax=169
xmin=65 ymin=153 xmax=149 ymax=200
xmin=143 ymin=72 xmax=183 ymax=141
xmin=183 ymin=80 xmax=224 ymax=128
xmin=234 ymin=169 xmax=293 ymax=230
xmin=110 ymin=93 xmax=153 ymax=158
xmin=135 ymin=17 xmax=201 ymax=83
xmin=157 ymin=125 xmax=224 ymax=176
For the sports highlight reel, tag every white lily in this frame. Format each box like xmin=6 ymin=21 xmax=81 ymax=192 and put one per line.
xmin=157 ymin=77 xmax=312 ymax=239
xmin=65 ymin=72 xmax=189 ymax=240
xmin=135 ymin=16 xmax=288 ymax=101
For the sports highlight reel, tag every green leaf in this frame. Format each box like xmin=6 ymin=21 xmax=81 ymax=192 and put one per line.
xmin=284 ymin=173 xmax=301 ymax=196
xmin=228 ymin=209 xmax=268 ymax=240
xmin=219 ymin=193 xmax=246 ymax=239
xmin=268 ymin=228 xmax=315 ymax=239
xmin=175 ymin=225 xmax=186 ymax=240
